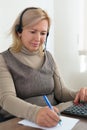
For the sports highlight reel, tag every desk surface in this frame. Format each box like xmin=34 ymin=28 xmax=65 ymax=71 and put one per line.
xmin=0 ymin=116 xmax=87 ymax=130
xmin=0 ymin=118 xmax=40 ymax=130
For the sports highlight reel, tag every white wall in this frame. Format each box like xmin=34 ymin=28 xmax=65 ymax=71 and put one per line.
xmin=0 ymin=0 xmax=54 ymax=54
xmin=54 ymin=0 xmax=87 ymax=90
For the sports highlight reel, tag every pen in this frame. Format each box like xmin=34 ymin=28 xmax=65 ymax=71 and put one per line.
xmin=43 ymin=95 xmax=62 ymax=125
xmin=43 ymin=95 xmax=53 ymax=110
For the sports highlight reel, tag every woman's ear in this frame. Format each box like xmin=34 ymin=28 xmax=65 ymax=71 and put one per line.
xmin=18 ymin=32 xmax=22 ymax=37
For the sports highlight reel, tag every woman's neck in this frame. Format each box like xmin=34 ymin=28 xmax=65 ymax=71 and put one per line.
xmin=21 ymin=46 xmax=40 ymax=56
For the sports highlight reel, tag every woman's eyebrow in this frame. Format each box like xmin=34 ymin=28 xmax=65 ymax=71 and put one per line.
xmin=29 ymin=28 xmax=47 ymax=32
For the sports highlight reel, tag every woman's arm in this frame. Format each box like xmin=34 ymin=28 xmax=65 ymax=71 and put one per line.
xmin=0 ymin=54 xmax=41 ymax=122
xmin=53 ymin=60 xmax=77 ymax=102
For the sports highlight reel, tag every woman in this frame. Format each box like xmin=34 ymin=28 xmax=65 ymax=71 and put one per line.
xmin=0 ymin=7 xmax=87 ymax=127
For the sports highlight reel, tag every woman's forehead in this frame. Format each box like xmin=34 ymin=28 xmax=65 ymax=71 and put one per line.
xmin=24 ymin=19 xmax=48 ymax=31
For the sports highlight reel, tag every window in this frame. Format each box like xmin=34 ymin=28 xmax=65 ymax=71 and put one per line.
xmin=78 ymin=0 xmax=87 ymax=72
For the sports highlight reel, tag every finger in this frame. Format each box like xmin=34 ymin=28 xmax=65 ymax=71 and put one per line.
xmin=39 ymin=117 xmax=53 ymax=127
xmin=84 ymin=89 xmax=87 ymax=102
xmin=53 ymin=106 xmax=59 ymax=113
xmin=48 ymin=109 xmax=60 ymax=122
xmin=74 ymin=92 xmax=80 ymax=103
xmin=45 ymin=113 xmax=59 ymax=127
xmin=79 ymin=88 xmax=85 ymax=102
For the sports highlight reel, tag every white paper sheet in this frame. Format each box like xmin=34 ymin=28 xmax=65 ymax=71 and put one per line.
xmin=18 ymin=116 xmax=79 ymax=130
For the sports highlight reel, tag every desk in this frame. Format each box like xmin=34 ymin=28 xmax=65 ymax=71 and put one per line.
xmin=0 ymin=118 xmax=40 ymax=130
xmin=0 ymin=116 xmax=87 ymax=130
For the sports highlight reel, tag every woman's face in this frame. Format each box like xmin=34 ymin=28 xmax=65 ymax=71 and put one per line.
xmin=19 ymin=20 xmax=48 ymax=52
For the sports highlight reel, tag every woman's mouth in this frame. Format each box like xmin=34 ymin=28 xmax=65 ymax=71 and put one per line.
xmin=32 ymin=43 xmax=39 ymax=47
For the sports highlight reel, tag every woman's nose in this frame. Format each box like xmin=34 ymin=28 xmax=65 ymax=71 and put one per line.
xmin=34 ymin=32 xmax=41 ymax=41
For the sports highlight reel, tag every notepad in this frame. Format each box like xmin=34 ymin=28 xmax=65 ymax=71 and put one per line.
xmin=18 ymin=116 xmax=79 ymax=130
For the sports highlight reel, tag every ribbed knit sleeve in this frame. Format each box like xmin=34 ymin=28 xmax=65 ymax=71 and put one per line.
xmin=53 ymin=59 xmax=77 ymax=102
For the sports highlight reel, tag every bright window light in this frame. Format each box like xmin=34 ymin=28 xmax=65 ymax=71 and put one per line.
xmin=80 ymin=55 xmax=86 ymax=72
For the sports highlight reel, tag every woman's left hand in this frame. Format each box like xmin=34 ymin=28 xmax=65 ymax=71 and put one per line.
xmin=74 ymin=87 xmax=87 ymax=103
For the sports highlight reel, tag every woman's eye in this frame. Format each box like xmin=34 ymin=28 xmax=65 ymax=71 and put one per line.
xmin=41 ymin=32 xmax=46 ymax=35
xmin=30 ymin=31 xmax=35 ymax=34
xmin=29 ymin=30 xmax=47 ymax=36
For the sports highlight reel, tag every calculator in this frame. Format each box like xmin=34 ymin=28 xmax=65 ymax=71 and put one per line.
xmin=61 ymin=103 xmax=87 ymax=118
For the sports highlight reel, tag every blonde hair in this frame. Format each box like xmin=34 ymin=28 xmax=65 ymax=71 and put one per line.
xmin=10 ymin=7 xmax=51 ymax=55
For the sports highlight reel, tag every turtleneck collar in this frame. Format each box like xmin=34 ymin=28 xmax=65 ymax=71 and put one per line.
xmin=21 ymin=46 xmax=40 ymax=56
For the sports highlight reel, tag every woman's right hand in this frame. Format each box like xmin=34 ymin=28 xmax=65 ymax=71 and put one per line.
xmin=36 ymin=106 xmax=60 ymax=127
